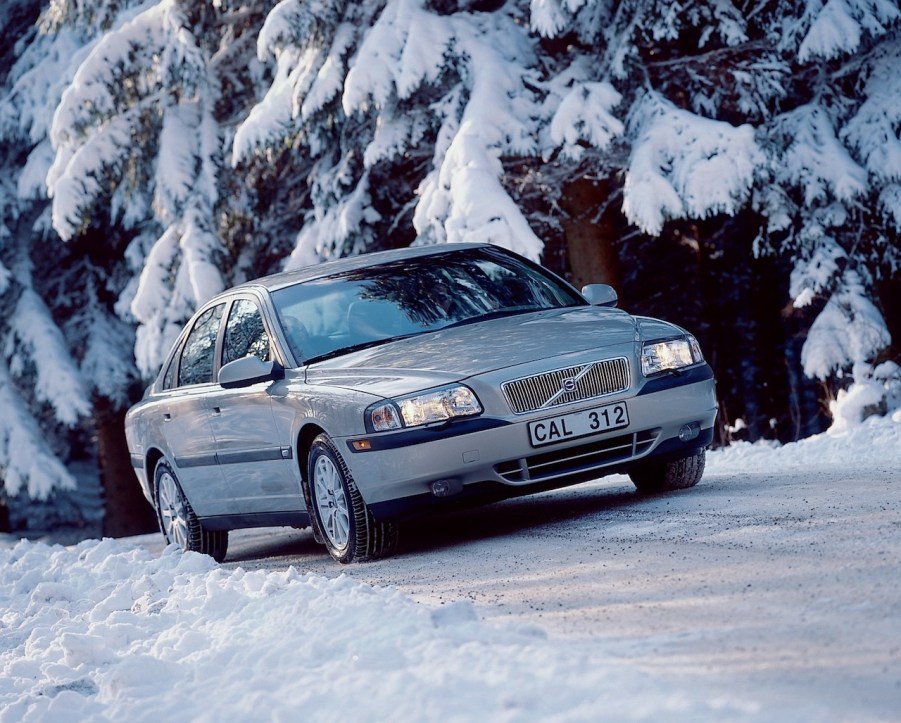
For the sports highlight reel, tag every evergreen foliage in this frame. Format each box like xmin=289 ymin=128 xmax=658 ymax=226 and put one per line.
xmin=0 ymin=0 xmax=898 ymax=531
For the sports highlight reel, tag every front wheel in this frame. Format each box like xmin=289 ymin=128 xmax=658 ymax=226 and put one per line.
xmin=306 ymin=434 xmax=398 ymax=563
xmin=629 ymin=449 xmax=706 ymax=495
xmin=154 ymin=461 xmax=228 ymax=562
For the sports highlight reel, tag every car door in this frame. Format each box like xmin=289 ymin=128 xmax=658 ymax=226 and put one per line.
xmin=205 ymin=296 xmax=301 ymax=514
xmin=162 ymin=303 xmax=229 ymax=516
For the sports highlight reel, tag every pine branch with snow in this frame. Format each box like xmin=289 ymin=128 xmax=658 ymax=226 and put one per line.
xmin=0 ymin=361 xmax=77 ymax=501
xmin=622 ymin=94 xmax=762 ymax=236
xmin=43 ymin=0 xmax=246 ymax=374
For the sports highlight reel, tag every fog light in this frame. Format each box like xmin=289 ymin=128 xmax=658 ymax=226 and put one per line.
xmin=430 ymin=479 xmax=462 ymax=498
xmin=679 ymin=423 xmax=700 ymax=442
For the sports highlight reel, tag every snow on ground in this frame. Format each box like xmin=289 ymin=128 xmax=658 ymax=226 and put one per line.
xmin=1 ymin=415 xmax=899 ymax=722
xmin=707 ymin=408 xmax=901 ymax=472
xmin=0 ymin=544 xmax=751 ymax=723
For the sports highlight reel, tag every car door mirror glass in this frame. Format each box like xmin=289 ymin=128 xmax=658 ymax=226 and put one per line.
xmin=218 ymin=356 xmax=283 ymax=389
xmin=581 ymin=284 xmax=618 ymax=307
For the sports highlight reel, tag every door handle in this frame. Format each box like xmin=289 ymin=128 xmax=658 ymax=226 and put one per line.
xmin=163 ymin=413 xmax=172 ymax=421
xmin=212 ymin=406 xmax=222 ymax=415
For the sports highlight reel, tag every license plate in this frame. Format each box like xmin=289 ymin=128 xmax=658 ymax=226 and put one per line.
xmin=527 ymin=402 xmax=629 ymax=447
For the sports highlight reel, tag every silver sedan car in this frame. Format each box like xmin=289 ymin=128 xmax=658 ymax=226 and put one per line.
xmin=126 ymin=243 xmax=717 ymax=563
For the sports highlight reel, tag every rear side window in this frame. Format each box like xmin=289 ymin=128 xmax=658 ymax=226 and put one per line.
xmin=162 ymin=354 xmax=177 ymax=390
xmin=223 ymin=298 xmax=270 ymax=365
xmin=178 ymin=304 xmax=225 ymax=386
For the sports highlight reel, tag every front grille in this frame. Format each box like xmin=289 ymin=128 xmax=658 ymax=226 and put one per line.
xmin=494 ymin=428 xmax=660 ymax=484
xmin=502 ymin=357 xmax=630 ymax=414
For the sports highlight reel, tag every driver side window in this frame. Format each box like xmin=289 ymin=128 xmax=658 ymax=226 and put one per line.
xmin=223 ymin=298 xmax=270 ymax=366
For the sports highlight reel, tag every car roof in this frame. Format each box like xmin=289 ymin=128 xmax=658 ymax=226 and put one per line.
xmin=230 ymin=242 xmax=495 ymax=294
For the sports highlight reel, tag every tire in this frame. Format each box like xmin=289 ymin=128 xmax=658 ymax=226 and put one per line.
xmin=154 ymin=461 xmax=228 ymax=562
xmin=629 ymin=449 xmax=706 ymax=495
xmin=306 ymin=433 xmax=398 ymax=563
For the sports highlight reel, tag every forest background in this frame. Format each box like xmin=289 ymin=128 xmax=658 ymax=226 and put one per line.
xmin=0 ymin=0 xmax=898 ymax=538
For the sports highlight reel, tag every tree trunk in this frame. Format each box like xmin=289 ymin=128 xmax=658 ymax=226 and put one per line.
xmin=94 ymin=396 xmax=158 ymax=537
xmin=875 ymin=275 xmax=901 ymax=367
xmin=559 ymin=176 xmax=621 ymax=291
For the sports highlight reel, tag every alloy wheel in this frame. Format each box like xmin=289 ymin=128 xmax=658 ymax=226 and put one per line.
xmin=313 ymin=453 xmax=351 ymax=550
xmin=157 ymin=469 xmax=189 ymax=549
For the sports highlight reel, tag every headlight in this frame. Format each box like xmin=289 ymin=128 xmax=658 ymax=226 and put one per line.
xmin=641 ymin=335 xmax=703 ymax=376
xmin=367 ymin=385 xmax=483 ymax=431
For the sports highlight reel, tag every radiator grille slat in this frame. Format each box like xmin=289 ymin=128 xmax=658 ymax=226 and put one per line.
xmin=501 ymin=357 xmax=631 ymax=414
xmin=494 ymin=428 xmax=660 ymax=484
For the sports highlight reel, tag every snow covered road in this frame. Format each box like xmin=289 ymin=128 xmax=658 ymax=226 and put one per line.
xmin=3 ymin=418 xmax=899 ymax=721
xmin=214 ymin=421 xmax=901 ymax=720
xmin=218 ymin=464 xmax=901 ymax=720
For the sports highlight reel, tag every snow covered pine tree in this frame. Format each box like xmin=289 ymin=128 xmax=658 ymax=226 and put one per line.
xmin=1 ymin=0 xmax=898 ymax=537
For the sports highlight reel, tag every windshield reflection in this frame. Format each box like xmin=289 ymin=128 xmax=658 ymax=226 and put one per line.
xmin=271 ymin=247 xmax=585 ymax=364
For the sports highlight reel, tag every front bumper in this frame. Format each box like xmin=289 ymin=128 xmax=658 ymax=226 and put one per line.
xmin=339 ymin=365 xmax=717 ymax=519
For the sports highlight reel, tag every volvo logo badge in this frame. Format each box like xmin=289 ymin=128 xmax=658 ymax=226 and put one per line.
xmin=561 ymin=378 xmax=577 ymax=393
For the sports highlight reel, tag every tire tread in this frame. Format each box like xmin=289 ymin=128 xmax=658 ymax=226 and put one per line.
xmin=154 ymin=461 xmax=228 ymax=562
xmin=307 ymin=434 xmax=398 ymax=563
xmin=629 ymin=450 xmax=706 ymax=494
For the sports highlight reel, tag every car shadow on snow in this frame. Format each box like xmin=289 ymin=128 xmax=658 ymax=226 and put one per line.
xmin=221 ymin=477 xmax=707 ymax=566
xmin=220 ymin=527 xmax=321 ymax=565
xmin=391 ymin=479 xmax=649 ymax=556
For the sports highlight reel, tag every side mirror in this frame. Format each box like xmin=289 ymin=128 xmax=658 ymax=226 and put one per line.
xmin=218 ymin=356 xmax=284 ymax=389
xmin=581 ymin=283 xmax=618 ymax=308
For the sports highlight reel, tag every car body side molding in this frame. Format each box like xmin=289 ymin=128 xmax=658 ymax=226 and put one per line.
xmin=175 ymin=447 xmax=293 ymax=468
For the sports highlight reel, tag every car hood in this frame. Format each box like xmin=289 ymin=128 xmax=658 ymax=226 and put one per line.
xmin=304 ymin=306 xmax=640 ymax=397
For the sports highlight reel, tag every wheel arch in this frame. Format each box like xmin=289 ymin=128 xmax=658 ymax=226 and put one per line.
xmin=144 ymin=447 xmax=166 ymax=503
xmin=296 ymin=422 xmax=327 ymax=483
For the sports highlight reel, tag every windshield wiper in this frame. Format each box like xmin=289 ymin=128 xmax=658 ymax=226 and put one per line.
xmin=303 ymin=332 xmax=423 ymax=365
xmin=440 ymin=307 xmax=544 ymax=330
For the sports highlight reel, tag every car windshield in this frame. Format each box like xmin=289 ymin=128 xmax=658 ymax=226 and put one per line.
xmin=270 ymin=246 xmax=586 ymax=364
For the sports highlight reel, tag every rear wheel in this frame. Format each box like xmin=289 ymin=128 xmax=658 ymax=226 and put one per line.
xmin=154 ymin=461 xmax=228 ymax=562
xmin=306 ymin=433 xmax=398 ymax=563
xmin=629 ymin=449 xmax=706 ymax=494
